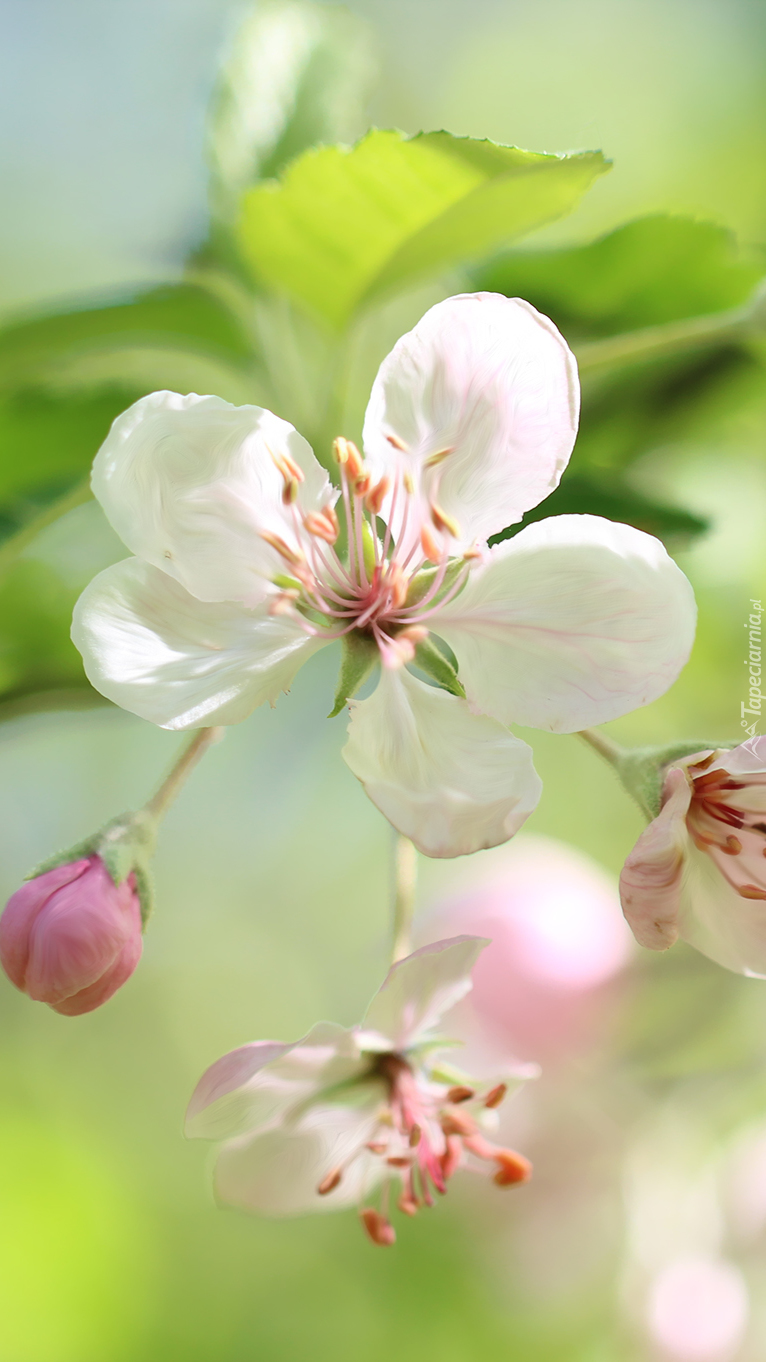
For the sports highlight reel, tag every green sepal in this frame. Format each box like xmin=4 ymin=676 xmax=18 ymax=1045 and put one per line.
xmin=615 ymin=740 xmax=736 ymax=820
xmin=272 ymin=573 xmax=301 ymax=592
xmin=405 ymin=559 xmax=465 ymax=609
xmin=328 ymin=631 xmax=378 ymax=717
xmin=25 ymin=810 xmax=158 ymax=929
xmin=361 ymin=521 xmax=377 ymax=581
xmin=413 ymin=637 xmax=465 ymax=699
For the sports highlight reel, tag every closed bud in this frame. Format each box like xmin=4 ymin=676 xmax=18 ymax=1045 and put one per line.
xmin=0 ymin=856 xmax=143 ymax=1016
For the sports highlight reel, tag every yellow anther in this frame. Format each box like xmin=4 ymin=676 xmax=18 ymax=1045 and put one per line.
xmin=333 ymin=436 xmax=364 ymax=479
xmin=260 ymin=530 xmax=304 ymax=567
xmin=403 ymin=470 xmax=415 ymax=495
xmin=430 ymin=502 xmax=461 ymax=539
xmin=425 ymin=446 xmax=455 ymax=468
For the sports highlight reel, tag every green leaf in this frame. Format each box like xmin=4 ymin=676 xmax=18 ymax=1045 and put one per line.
xmin=0 ymin=283 xmax=254 ymax=392
xmin=473 ymin=215 xmax=763 ymax=341
xmin=328 ymin=631 xmax=377 ymax=716
xmin=237 ymin=130 xmax=610 ymax=327
xmin=413 ymin=636 xmax=465 ymax=699
xmin=489 ymin=471 xmax=709 ymax=550
xmin=208 ymin=1 xmax=375 ymax=220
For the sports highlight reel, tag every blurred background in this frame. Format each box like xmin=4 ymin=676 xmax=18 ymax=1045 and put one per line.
xmin=1 ymin=1 xmax=766 ymax=1358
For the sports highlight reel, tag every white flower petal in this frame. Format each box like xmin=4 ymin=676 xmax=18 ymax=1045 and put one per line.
xmin=619 ymin=767 xmax=692 ymax=950
xmin=72 ymin=558 xmax=323 ymax=729
xmin=342 ymin=667 xmax=542 ymax=858
xmin=436 ymin=514 xmax=697 ymax=732
xmin=214 ymin=1100 xmax=383 ymax=1216
xmin=678 ymin=845 xmax=766 ymax=979
xmin=92 ymin=391 xmax=333 ymax=606
xmin=362 ymin=293 xmax=578 ymax=552
xmin=186 ymin=1024 xmax=364 ymax=1141
xmin=362 ymin=936 xmax=489 ymax=1050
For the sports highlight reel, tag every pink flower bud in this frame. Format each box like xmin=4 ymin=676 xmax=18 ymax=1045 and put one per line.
xmin=0 ymin=856 xmax=142 ymax=1016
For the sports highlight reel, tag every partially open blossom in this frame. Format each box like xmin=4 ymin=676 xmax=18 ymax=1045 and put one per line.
xmin=0 ymin=856 xmax=143 ymax=1015
xmin=72 ymin=293 xmax=696 ymax=858
xmin=620 ymin=737 xmax=766 ymax=975
xmin=186 ymin=937 xmax=533 ymax=1245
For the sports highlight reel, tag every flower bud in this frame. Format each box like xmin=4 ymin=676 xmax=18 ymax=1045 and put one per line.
xmin=0 ymin=855 xmax=143 ymax=1016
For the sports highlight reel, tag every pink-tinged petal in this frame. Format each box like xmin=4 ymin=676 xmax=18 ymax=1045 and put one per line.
xmin=92 ymin=391 xmax=332 ymax=606
xmin=717 ymin=737 xmax=766 ymax=778
xmin=72 ymin=558 xmax=325 ymax=729
xmin=214 ymin=1100 xmax=383 ymax=1216
xmin=619 ymin=768 xmax=692 ymax=950
xmin=675 ymin=845 xmax=766 ymax=977
xmin=362 ymin=936 xmax=489 ymax=1050
xmin=186 ymin=1042 xmax=298 ymax=1139
xmin=0 ymin=859 xmax=91 ymax=989
xmin=342 ymin=667 xmax=542 ymax=858
xmin=186 ymin=1023 xmax=365 ymax=1141
xmin=436 ymin=514 xmax=697 ymax=731
xmin=362 ymin=293 xmax=579 ymax=553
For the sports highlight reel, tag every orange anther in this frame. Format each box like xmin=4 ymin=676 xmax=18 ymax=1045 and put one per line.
xmin=738 ymin=884 xmax=766 ymax=899
xmin=386 ymin=432 xmax=408 ymax=452
xmin=484 ymin=1083 xmax=507 ymax=1109
xmin=447 ymin=1085 xmax=475 ymax=1104
xmin=430 ymin=502 xmax=461 ymax=539
xmin=360 ymin=1208 xmax=396 ymax=1247
xmin=317 ymin=1167 xmax=342 ymax=1195
xmin=420 ymin=525 xmax=443 ymax=564
xmin=365 ymin=477 xmax=390 ymax=515
xmin=493 ymin=1150 xmax=533 ymax=1187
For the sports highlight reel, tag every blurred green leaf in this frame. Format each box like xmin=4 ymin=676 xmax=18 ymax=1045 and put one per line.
xmin=0 ymin=558 xmax=93 ymax=709
xmin=474 ymin=215 xmax=763 ymax=341
xmin=209 ymin=1 xmax=375 ymax=221
xmin=238 ymin=130 xmax=610 ymax=327
xmin=0 ymin=282 xmax=255 ymax=392
xmin=489 ymin=470 xmax=709 ymax=550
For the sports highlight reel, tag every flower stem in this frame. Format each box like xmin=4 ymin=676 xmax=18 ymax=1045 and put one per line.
xmin=577 ymin=727 xmax=626 ymax=767
xmin=143 ymin=727 xmax=225 ymax=825
xmin=391 ymin=834 xmax=417 ymax=963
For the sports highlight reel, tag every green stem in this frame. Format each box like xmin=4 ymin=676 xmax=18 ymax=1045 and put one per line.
xmin=575 ymin=301 xmax=754 ymax=374
xmin=577 ymin=727 xmax=626 ymax=767
xmin=143 ymin=727 xmax=225 ymax=825
xmin=0 ymin=477 xmax=92 ymax=584
xmin=391 ymin=834 xmax=417 ymax=963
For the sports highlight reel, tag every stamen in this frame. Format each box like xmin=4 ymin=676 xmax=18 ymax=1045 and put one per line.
xmin=365 ymin=477 xmax=390 ymax=515
xmin=446 ymin=1086 xmax=475 ymax=1104
xmin=409 ymin=1124 xmax=422 ymax=1148
xmin=317 ymin=1168 xmax=342 ymax=1195
xmin=360 ymin=1208 xmax=396 ymax=1247
xmin=738 ymin=885 xmax=766 ymax=899
xmin=386 ymin=433 xmax=408 ymax=452
xmin=493 ymin=1150 xmax=533 ymax=1187
xmin=334 ymin=437 xmax=364 ymax=479
xmin=303 ymin=510 xmax=339 ymax=544
xmin=440 ymin=1107 xmax=476 ymax=1138
xmin=430 ymin=502 xmax=461 ymax=539
xmin=260 ymin=530 xmax=304 ymax=568
xmin=484 ymin=1083 xmax=508 ymax=1109
xmin=282 ymin=477 xmax=299 ymax=506
xmin=722 ymin=836 xmax=742 ymax=855
xmin=420 ymin=525 xmax=443 ymax=565
xmin=440 ymin=1136 xmax=463 ymax=1181
xmin=425 ymin=446 xmax=454 ymax=468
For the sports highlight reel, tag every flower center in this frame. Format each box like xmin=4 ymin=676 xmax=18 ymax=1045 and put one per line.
xmin=688 ymin=755 xmax=766 ymax=901
xmin=315 ymin=1049 xmax=530 ymax=1247
xmin=265 ymin=436 xmax=476 ymax=668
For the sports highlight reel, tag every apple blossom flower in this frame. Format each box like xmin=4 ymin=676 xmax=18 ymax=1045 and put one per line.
xmin=0 ymin=855 xmax=143 ymax=1015
xmin=72 ymin=292 xmax=696 ymax=858
xmin=619 ymin=737 xmax=766 ymax=975
xmin=185 ymin=936 xmax=533 ymax=1245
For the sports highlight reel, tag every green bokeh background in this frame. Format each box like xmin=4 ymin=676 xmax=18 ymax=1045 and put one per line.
xmin=2 ymin=2 xmax=766 ymax=1358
